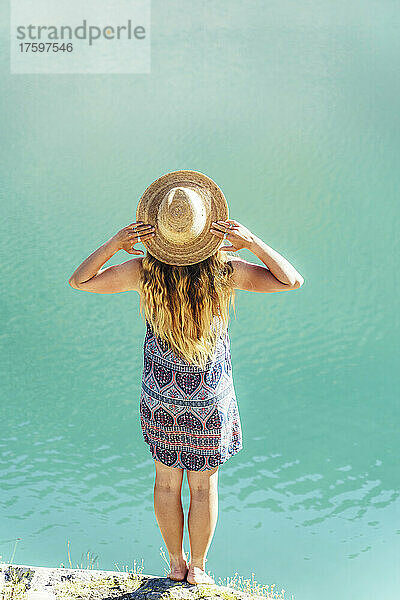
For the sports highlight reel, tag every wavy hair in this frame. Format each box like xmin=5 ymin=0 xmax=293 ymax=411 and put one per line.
xmin=138 ymin=250 xmax=237 ymax=369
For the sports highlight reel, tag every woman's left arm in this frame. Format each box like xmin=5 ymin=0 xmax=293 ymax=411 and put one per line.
xmin=68 ymin=222 xmax=154 ymax=294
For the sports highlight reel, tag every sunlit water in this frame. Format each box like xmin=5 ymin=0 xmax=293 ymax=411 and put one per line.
xmin=1 ymin=2 xmax=399 ymax=599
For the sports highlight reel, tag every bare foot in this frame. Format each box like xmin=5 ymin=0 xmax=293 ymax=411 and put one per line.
xmin=168 ymin=558 xmax=189 ymax=582
xmin=186 ymin=562 xmax=215 ymax=585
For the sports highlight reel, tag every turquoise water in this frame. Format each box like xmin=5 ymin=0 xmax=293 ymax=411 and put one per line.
xmin=1 ymin=1 xmax=399 ymax=599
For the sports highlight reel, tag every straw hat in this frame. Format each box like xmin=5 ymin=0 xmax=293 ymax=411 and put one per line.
xmin=136 ymin=170 xmax=229 ymax=266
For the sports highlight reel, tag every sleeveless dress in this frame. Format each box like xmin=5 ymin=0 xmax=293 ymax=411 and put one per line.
xmin=139 ymin=316 xmax=243 ymax=471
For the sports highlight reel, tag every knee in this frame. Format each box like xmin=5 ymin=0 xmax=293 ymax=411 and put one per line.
xmin=189 ymin=486 xmax=213 ymax=503
xmin=188 ymin=477 xmax=218 ymax=500
xmin=155 ymin=476 xmax=181 ymax=494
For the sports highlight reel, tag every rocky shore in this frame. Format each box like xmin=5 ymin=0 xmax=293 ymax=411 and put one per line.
xmin=0 ymin=563 xmax=270 ymax=600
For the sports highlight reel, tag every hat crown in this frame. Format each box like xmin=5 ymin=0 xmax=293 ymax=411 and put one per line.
xmin=136 ymin=170 xmax=228 ymax=265
xmin=158 ymin=187 xmax=207 ymax=243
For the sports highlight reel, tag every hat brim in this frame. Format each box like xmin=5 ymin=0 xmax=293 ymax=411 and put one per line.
xmin=136 ymin=170 xmax=229 ymax=266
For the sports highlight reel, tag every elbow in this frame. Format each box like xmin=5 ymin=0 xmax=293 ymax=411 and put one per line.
xmin=291 ymin=276 xmax=305 ymax=289
xmin=68 ymin=276 xmax=80 ymax=289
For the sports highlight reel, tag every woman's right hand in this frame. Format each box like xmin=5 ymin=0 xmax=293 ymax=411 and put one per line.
xmin=210 ymin=219 xmax=256 ymax=252
xmin=112 ymin=221 xmax=155 ymax=255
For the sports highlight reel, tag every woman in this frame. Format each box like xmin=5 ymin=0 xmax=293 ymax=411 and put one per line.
xmin=68 ymin=171 xmax=304 ymax=585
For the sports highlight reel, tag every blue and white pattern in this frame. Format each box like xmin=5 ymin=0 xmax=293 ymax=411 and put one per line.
xmin=140 ymin=317 xmax=243 ymax=470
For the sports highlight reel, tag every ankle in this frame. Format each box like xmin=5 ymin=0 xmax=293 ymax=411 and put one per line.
xmin=170 ymin=553 xmax=187 ymax=565
xmin=189 ymin=558 xmax=206 ymax=570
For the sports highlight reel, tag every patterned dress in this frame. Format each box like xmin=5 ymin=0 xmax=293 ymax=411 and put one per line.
xmin=139 ymin=316 xmax=243 ymax=471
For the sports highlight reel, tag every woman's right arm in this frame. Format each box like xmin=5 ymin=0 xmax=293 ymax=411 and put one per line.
xmin=211 ymin=219 xmax=305 ymax=293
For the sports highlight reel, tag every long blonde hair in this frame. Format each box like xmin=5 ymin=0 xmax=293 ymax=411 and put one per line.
xmin=138 ymin=250 xmax=236 ymax=369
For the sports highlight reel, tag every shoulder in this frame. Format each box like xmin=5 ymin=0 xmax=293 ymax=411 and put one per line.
xmin=117 ymin=256 xmax=143 ymax=292
xmin=227 ymin=256 xmax=301 ymax=293
xmin=68 ymin=256 xmax=144 ymax=294
xmin=225 ymin=256 xmax=249 ymax=289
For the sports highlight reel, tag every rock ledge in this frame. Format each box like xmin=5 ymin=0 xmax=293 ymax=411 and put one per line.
xmin=0 ymin=563 xmax=268 ymax=600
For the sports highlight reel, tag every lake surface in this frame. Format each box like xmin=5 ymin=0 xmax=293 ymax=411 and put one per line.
xmin=1 ymin=2 xmax=399 ymax=599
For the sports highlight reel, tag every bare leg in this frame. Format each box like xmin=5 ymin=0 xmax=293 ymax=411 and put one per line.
xmin=153 ymin=459 xmax=188 ymax=581
xmin=186 ymin=465 xmax=219 ymax=584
